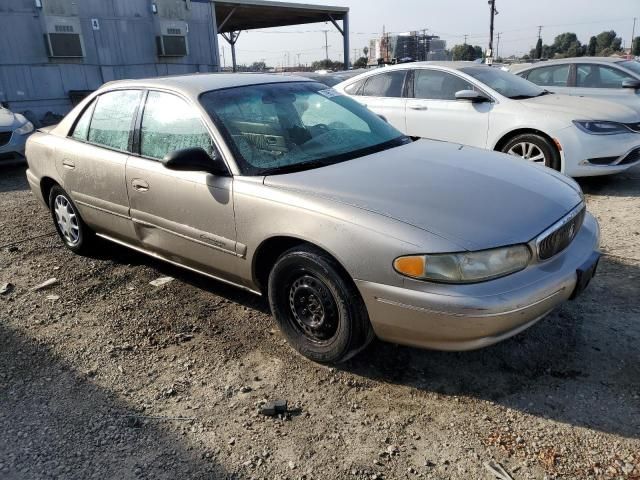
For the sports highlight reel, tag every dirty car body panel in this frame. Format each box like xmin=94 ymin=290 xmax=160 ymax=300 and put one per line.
xmin=25 ymin=73 xmax=600 ymax=355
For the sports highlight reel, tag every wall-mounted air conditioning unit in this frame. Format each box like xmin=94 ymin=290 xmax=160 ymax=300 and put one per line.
xmin=156 ymin=22 xmax=189 ymax=57
xmin=43 ymin=17 xmax=84 ymax=58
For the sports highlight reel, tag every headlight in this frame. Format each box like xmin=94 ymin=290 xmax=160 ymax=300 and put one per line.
xmin=14 ymin=121 xmax=34 ymax=136
xmin=393 ymin=245 xmax=532 ymax=284
xmin=573 ymin=120 xmax=630 ymax=135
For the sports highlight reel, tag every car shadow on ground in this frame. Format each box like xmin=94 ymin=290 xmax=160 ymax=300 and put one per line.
xmin=96 ymin=241 xmax=640 ymax=442
xmin=578 ymin=164 xmax=640 ymax=197
xmin=0 ymin=164 xmax=29 ymax=193
xmin=340 ymin=254 xmax=640 ymax=441
xmin=0 ymin=322 xmax=242 ymax=480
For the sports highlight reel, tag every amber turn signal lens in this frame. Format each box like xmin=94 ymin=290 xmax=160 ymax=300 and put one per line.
xmin=393 ymin=256 xmax=425 ymax=278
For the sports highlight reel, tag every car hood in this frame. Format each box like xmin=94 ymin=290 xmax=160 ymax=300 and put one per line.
xmin=263 ymin=140 xmax=582 ymax=251
xmin=0 ymin=108 xmax=18 ymax=129
xmin=519 ymin=93 xmax=640 ymax=122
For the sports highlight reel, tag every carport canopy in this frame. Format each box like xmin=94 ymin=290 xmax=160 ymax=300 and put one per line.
xmin=210 ymin=0 xmax=350 ymax=71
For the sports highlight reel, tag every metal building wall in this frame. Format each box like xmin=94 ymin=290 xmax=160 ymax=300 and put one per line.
xmin=0 ymin=0 xmax=219 ymax=122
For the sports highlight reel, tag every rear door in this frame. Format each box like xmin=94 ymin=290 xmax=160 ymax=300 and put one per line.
xmin=125 ymin=90 xmax=240 ymax=281
xmin=59 ymin=89 xmax=141 ymax=241
xmin=354 ymin=70 xmax=409 ymax=132
xmin=405 ymin=68 xmax=491 ymax=148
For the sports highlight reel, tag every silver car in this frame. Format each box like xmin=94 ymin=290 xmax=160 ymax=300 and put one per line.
xmin=25 ymin=74 xmax=600 ymax=363
xmin=0 ymin=106 xmax=34 ymax=162
xmin=510 ymin=57 xmax=640 ymax=104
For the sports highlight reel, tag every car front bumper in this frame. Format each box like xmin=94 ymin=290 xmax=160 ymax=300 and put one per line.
xmin=355 ymin=213 xmax=600 ymax=351
xmin=0 ymin=129 xmax=28 ymax=161
xmin=555 ymin=127 xmax=640 ymax=177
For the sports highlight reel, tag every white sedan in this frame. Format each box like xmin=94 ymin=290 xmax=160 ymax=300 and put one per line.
xmin=335 ymin=62 xmax=640 ymax=177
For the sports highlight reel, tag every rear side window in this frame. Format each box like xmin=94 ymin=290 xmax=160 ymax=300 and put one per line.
xmin=88 ymin=90 xmax=142 ymax=152
xmin=140 ymin=91 xmax=214 ymax=161
xmin=70 ymin=101 xmax=94 ymax=141
xmin=525 ymin=65 xmax=570 ymax=87
xmin=361 ymin=71 xmax=407 ymax=98
xmin=413 ymin=69 xmax=474 ymax=100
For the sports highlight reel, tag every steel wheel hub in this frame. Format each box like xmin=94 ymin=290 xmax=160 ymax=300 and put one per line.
xmin=288 ymin=275 xmax=338 ymax=342
xmin=507 ymin=142 xmax=546 ymax=164
xmin=54 ymin=195 xmax=80 ymax=246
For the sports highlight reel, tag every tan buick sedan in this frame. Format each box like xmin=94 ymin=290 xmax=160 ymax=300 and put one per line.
xmin=25 ymin=74 xmax=600 ymax=363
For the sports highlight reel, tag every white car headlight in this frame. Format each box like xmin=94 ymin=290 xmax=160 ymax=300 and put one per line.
xmin=393 ymin=245 xmax=532 ymax=284
xmin=14 ymin=121 xmax=34 ymax=136
xmin=573 ymin=120 xmax=630 ymax=135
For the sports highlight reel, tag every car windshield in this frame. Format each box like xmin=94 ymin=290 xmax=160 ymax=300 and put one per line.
xmin=617 ymin=60 xmax=640 ymax=76
xmin=460 ymin=66 xmax=547 ymax=99
xmin=200 ymin=81 xmax=409 ymax=175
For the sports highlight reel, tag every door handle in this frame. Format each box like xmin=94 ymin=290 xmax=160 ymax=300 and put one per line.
xmin=131 ymin=179 xmax=149 ymax=192
xmin=409 ymin=105 xmax=428 ymax=111
xmin=62 ymin=159 xmax=75 ymax=169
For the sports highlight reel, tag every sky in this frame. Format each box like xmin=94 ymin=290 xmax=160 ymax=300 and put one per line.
xmin=222 ymin=0 xmax=640 ymax=67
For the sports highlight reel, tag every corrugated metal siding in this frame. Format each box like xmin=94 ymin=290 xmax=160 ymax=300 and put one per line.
xmin=0 ymin=0 xmax=219 ymax=119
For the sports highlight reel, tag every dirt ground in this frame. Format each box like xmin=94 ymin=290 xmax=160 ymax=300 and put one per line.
xmin=1 ymin=162 xmax=639 ymax=480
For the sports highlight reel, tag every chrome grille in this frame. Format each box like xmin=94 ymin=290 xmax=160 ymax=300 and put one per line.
xmin=537 ymin=205 xmax=586 ymax=261
xmin=0 ymin=131 xmax=11 ymax=147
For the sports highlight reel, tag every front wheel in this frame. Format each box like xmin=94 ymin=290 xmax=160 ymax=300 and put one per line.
xmin=268 ymin=246 xmax=374 ymax=363
xmin=501 ymin=133 xmax=560 ymax=171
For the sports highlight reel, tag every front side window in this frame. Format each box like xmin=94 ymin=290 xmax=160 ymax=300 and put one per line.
xmin=460 ymin=67 xmax=546 ymax=99
xmin=200 ymin=82 xmax=408 ymax=176
xmin=141 ymin=91 xmax=214 ymax=160
xmin=525 ymin=64 xmax=570 ymax=87
xmin=71 ymin=100 xmax=95 ymax=141
xmin=413 ymin=69 xmax=474 ymax=100
xmin=88 ymin=90 xmax=142 ymax=151
xmin=361 ymin=71 xmax=407 ymax=98
xmin=576 ymin=64 xmax=635 ymax=88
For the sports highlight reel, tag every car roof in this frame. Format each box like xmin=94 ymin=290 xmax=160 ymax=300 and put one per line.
xmin=374 ymin=61 xmax=481 ymax=72
xmin=512 ymin=57 xmax=634 ymax=71
xmin=99 ymin=72 xmax=315 ymax=96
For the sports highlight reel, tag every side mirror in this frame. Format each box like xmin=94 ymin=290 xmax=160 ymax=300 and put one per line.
xmin=162 ymin=147 xmax=228 ymax=175
xmin=621 ymin=79 xmax=640 ymax=90
xmin=455 ymin=90 xmax=491 ymax=103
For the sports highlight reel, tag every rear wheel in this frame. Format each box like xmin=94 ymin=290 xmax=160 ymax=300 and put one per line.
xmin=268 ymin=245 xmax=373 ymax=363
xmin=501 ymin=133 xmax=560 ymax=171
xmin=49 ymin=185 xmax=97 ymax=255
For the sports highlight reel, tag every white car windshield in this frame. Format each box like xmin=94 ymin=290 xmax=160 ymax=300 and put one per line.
xmin=460 ymin=67 xmax=549 ymax=99
xmin=200 ymin=82 xmax=409 ymax=176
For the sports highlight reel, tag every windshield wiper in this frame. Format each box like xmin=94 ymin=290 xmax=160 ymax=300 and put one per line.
xmin=509 ymin=90 xmax=552 ymax=100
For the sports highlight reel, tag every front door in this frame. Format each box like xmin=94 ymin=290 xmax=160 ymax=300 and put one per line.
xmin=58 ymin=89 xmax=141 ymax=241
xmin=405 ymin=68 xmax=491 ymax=148
xmin=126 ymin=90 xmax=240 ymax=280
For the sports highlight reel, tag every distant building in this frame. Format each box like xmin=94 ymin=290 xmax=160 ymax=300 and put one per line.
xmin=368 ymin=31 xmax=448 ymax=64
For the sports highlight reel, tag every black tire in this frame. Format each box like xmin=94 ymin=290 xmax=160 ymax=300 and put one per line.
xmin=49 ymin=185 xmax=97 ymax=255
xmin=501 ymin=133 xmax=561 ymax=171
xmin=267 ymin=245 xmax=374 ymax=363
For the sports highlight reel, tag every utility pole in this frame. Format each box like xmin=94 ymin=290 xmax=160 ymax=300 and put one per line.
xmin=422 ymin=29 xmax=428 ymax=61
xmin=323 ymin=30 xmax=330 ymax=63
xmin=537 ymin=25 xmax=543 ymax=40
xmin=464 ymin=34 xmax=468 ymax=45
xmin=496 ymin=32 xmax=501 ymax=60
xmin=631 ymin=17 xmax=637 ymax=56
xmin=487 ymin=0 xmax=497 ymax=65
xmin=296 ymin=53 xmax=301 ymax=67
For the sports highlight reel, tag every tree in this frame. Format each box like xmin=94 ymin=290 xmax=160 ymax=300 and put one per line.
xmin=595 ymin=30 xmax=622 ymax=55
xmin=353 ymin=56 xmax=368 ymax=69
xmin=249 ymin=61 xmax=267 ymax=72
xmin=310 ymin=59 xmax=344 ymax=71
xmin=451 ymin=44 xmax=482 ymax=61
xmin=588 ymin=36 xmax=597 ymax=56
xmin=633 ymin=37 xmax=640 ymax=56
xmin=534 ymin=38 xmax=543 ymax=59
xmin=550 ymin=32 xmax=583 ymax=58
xmin=363 ymin=46 xmax=369 ymax=58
